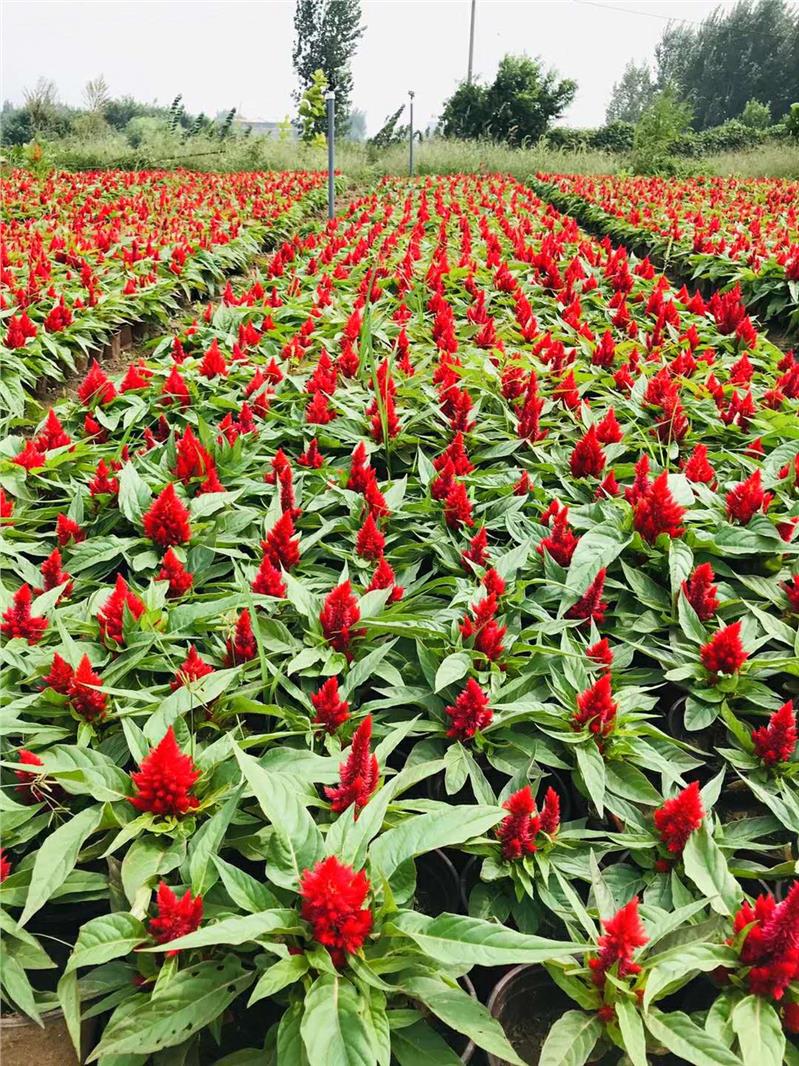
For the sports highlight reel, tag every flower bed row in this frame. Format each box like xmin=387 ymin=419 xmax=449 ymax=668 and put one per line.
xmin=0 ymin=169 xmax=328 ymax=415
xmin=531 ymin=173 xmax=799 ymax=332
xmin=1 ymin=173 xmax=798 ymax=1065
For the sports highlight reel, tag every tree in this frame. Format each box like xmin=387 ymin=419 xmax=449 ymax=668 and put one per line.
xmin=606 ymin=60 xmax=656 ymax=124
xmin=368 ymin=106 xmax=407 ymax=149
xmin=292 ymin=0 xmax=364 ymax=133
xmin=298 ymin=68 xmax=328 ymax=144
xmin=632 ymin=88 xmax=693 ymax=173
xmin=654 ymin=0 xmax=799 ymax=130
xmin=740 ymin=97 xmax=771 ymax=128
xmin=83 ymin=75 xmax=110 ymax=114
xmin=23 ymin=77 xmax=58 ymax=131
xmin=440 ymin=54 xmax=576 ymax=146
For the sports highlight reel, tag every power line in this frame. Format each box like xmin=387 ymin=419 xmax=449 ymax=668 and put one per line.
xmin=570 ymin=0 xmax=710 ymax=26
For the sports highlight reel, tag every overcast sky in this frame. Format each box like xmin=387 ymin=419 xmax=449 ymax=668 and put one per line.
xmin=3 ymin=0 xmax=732 ymax=133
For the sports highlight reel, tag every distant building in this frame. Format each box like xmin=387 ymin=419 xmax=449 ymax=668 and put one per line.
xmin=231 ymin=116 xmax=297 ymax=140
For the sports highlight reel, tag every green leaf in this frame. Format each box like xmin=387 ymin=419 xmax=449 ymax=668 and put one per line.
xmin=57 ymin=969 xmax=82 ymax=1057
xmin=731 ymin=995 xmax=785 ymax=1066
xmin=565 ymin=522 xmax=630 ymax=597
xmin=538 ymin=1009 xmax=602 ymax=1066
xmin=120 ymin=836 xmax=186 ymax=907
xmin=391 ymin=911 xmax=578 ymax=966
xmin=682 ymin=822 xmax=741 ymax=916
xmin=66 ymin=912 xmax=146 ymax=973
xmin=117 ymin=462 xmax=153 ymax=525
xmin=391 ymin=1019 xmax=463 ymax=1065
xmin=369 ymin=805 xmax=502 ymax=880
xmin=187 ymin=786 xmax=240 ymax=894
xmin=644 ymin=1010 xmax=744 ymax=1066
xmin=300 ymin=973 xmax=376 ymax=1066
xmin=615 ymin=998 xmax=647 ymax=1066
xmin=143 ymin=908 xmax=300 ymax=951
xmin=678 ymin=591 xmax=708 ymax=644
xmin=434 ymin=652 xmax=471 ymax=694
xmin=233 ymin=745 xmax=324 ymax=887
xmin=644 ymin=944 xmax=737 ymax=1011
xmin=400 ymin=976 xmax=524 ymax=1065
xmin=211 ymin=854 xmax=281 ymax=913
xmin=20 ymin=805 xmax=102 ymax=925
xmin=575 ymin=743 xmax=606 ymax=817
xmin=248 ymin=954 xmax=309 ymax=1005
xmin=89 ymin=955 xmax=252 ymax=1059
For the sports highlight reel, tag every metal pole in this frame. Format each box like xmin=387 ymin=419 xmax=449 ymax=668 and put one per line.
xmin=467 ymin=0 xmax=476 ymax=84
xmin=326 ymin=90 xmax=335 ymax=219
xmin=408 ymin=91 xmax=415 ymax=177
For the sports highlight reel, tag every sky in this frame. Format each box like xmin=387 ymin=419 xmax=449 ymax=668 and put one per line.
xmin=2 ymin=0 xmax=731 ymax=134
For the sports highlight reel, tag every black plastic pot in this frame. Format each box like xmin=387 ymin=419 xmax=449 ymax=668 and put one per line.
xmin=486 ymin=964 xmax=595 ymax=1066
xmin=415 ymin=849 xmax=468 ymax=916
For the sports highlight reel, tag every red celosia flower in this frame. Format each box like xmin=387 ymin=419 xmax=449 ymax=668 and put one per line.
xmin=566 ymin=569 xmax=608 ymax=625
xmin=14 ymin=750 xmax=51 ymax=804
xmin=98 ymin=574 xmax=145 ymax=645
xmin=752 ymin=701 xmax=797 ymax=767
xmin=324 ymin=715 xmax=379 ymax=815
xmin=252 ymin=553 xmax=286 ymax=597
xmin=311 ymin=676 xmax=350 ymax=733
xmin=12 ymin=440 xmax=48 ymax=471
xmin=157 ymin=549 xmax=193 ymax=598
xmin=77 ymin=360 xmax=116 ymax=406
xmin=732 ymin=882 xmax=799 ymax=1000
xmin=445 ymin=678 xmax=493 ymax=740
xmin=682 ymin=563 xmax=720 ymax=622
xmin=173 ymin=427 xmax=214 ymax=483
xmin=570 ymin=426 xmax=606 ymax=479
xmin=68 ymin=654 xmax=107 ymax=720
xmin=496 ymin=786 xmax=541 ymax=860
xmin=129 ymin=726 xmax=200 ymax=817
xmin=0 ymin=489 xmax=14 ymax=521
xmin=170 ymin=645 xmax=215 ymax=690
xmin=43 ymin=651 xmax=74 ymax=694
xmin=225 ymin=609 xmax=258 ymax=665
xmin=120 ymin=362 xmax=152 ymax=392
xmin=784 ymin=575 xmax=799 ymax=613
xmin=356 ymin=513 xmax=385 ymax=560
xmin=0 ymin=849 xmax=10 ymax=882
xmin=783 ymin=1001 xmax=799 ymax=1033
xmin=39 ymin=548 xmax=73 ymax=600
xmin=299 ymin=856 xmax=373 ymax=966
xmin=55 ymin=514 xmax=84 ymax=546
xmin=142 ymin=483 xmax=191 ymax=548
xmin=88 ymin=458 xmax=119 ymax=497
xmin=306 ymin=391 xmax=336 ymax=424
xmin=320 ymin=581 xmax=364 ymax=656
xmin=537 ymin=509 xmax=578 ymax=567
xmin=200 ymin=338 xmax=228 ymax=378
xmin=701 ymin=621 xmax=748 ymax=677
xmin=634 ymin=471 xmax=685 ymax=543
xmin=573 ymin=674 xmax=617 ymax=737
xmin=460 ymin=593 xmax=506 ymax=662
xmin=589 ymin=897 xmax=648 ymax=986
xmin=483 ymin=568 xmax=506 ymax=598
xmin=298 ymin=439 xmax=324 ymax=468
xmin=462 ymin=526 xmax=488 ymax=567
xmin=539 ymin=787 xmax=561 ymax=835
xmin=162 ymin=367 xmax=190 ymax=407
xmin=726 ymin=470 xmax=769 ymax=525
xmin=366 ymin=555 xmax=404 ymax=602
xmin=654 ymin=781 xmax=704 ymax=855
xmin=683 ymin=443 xmax=716 ymax=487
xmin=262 ymin=512 xmax=300 ymax=571
xmin=596 ymin=408 xmax=623 ymax=444
xmin=347 ymin=442 xmax=371 ymax=492
xmin=587 ymin=638 xmax=613 ymax=670
xmin=148 ymin=881 xmax=203 ymax=955
xmin=444 ymin=480 xmax=474 ymax=529
xmin=514 ymin=470 xmax=531 ymax=495
xmin=1 ymin=585 xmax=48 ymax=644
xmin=35 ymin=410 xmax=71 ymax=451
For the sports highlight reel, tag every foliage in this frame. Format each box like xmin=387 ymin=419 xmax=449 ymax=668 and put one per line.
xmin=82 ymin=75 xmax=111 ymax=115
xmin=298 ymin=68 xmax=329 ymax=146
xmin=654 ymin=0 xmax=799 ymax=131
xmin=368 ymin=105 xmax=407 ymax=149
xmin=787 ymin=104 xmax=799 ymax=142
xmin=606 ymin=60 xmax=657 ymax=125
xmin=632 ymin=89 xmax=694 ymax=174
xmin=440 ymin=54 xmax=576 ymax=147
xmin=741 ymin=98 xmax=772 ymax=130
xmin=292 ymin=0 xmax=364 ymax=134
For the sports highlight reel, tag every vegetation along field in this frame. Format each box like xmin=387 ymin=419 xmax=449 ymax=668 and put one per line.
xmin=1 ymin=158 xmax=799 ymax=1066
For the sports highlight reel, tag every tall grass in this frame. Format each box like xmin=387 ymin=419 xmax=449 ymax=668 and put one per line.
xmin=17 ymin=129 xmax=799 ymax=179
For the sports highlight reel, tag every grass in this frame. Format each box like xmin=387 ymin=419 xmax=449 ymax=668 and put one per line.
xmin=11 ymin=129 xmax=799 ymax=179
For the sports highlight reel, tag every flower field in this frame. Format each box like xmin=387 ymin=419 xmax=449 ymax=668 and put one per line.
xmin=531 ymin=173 xmax=799 ymax=330
xmin=1 ymin=172 xmax=799 ymax=1065
xmin=0 ymin=169 xmax=327 ymax=413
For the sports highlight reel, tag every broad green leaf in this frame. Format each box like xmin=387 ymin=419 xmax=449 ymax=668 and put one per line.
xmin=538 ymin=1009 xmax=602 ymax=1066
xmin=21 ymin=805 xmax=102 ymax=925
xmin=391 ymin=911 xmax=578 ymax=965
xmin=118 ymin=462 xmax=153 ymax=525
xmin=575 ymin=743 xmax=606 ymax=818
xmin=211 ymin=854 xmax=280 ymax=913
xmin=300 ymin=973 xmax=376 ymax=1066
xmin=390 ymin=1018 xmax=462 ymax=1065
xmin=143 ymin=908 xmax=300 ymax=951
xmin=644 ymin=944 xmax=737 ymax=1011
xmin=731 ymin=995 xmax=785 ymax=1066
xmin=369 ymin=805 xmax=502 ymax=880
xmin=434 ymin=652 xmax=471 ymax=693
xmin=615 ymin=998 xmax=647 ymax=1066
xmin=682 ymin=822 xmax=741 ymax=916
xmin=120 ymin=836 xmax=186 ymax=907
xmin=187 ymin=786 xmax=240 ymax=894
xmin=400 ymin=976 xmax=524 ymax=1066
xmin=565 ymin=522 xmax=630 ymax=597
xmin=248 ymin=954 xmax=309 ymax=1005
xmin=57 ymin=969 xmax=81 ymax=1057
xmin=66 ymin=912 xmax=147 ymax=973
xmin=644 ymin=1010 xmax=744 ymax=1066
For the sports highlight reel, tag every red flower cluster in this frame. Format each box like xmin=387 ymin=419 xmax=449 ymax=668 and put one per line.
xmin=1 ymin=585 xmax=48 ymax=644
xmin=445 ymin=678 xmax=493 ymax=740
xmin=319 ymin=581 xmax=364 ymax=657
xmin=682 ymin=563 xmax=719 ymax=621
xmin=653 ymin=781 xmax=704 ymax=856
xmin=496 ymin=785 xmax=561 ymax=860
xmin=98 ymin=574 xmax=145 ymax=645
xmin=700 ymin=621 xmax=748 ymax=677
xmin=157 ymin=549 xmax=193 ymax=598
xmin=311 ymin=676 xmax=350 ymax=733
xmin=726 ymin=469 xmax=770 ymax=525
xmin=566 ymin=569 xmax=608 ymax=625
xmin=225 ymin=608 xmax=258 ymax=665
xmin=44 ymin=653 xmax=109 ymax=721
xmin=588 ymin=897 xmax=648 ymax=986
xmin=732 ymin=882 xmax=799 ymax=999
xmin=142 ymin=483 xmax=192 ymax=548
xmin=633 ymin=471 xmax=685 ymax=543
xmin=573 ymin=674 xmax=617 ymax=738
xmin=171 ymin=645 xmax=215 ymax=690
xmin=148 ymin=882 xmax=203 ymax=955
xmin=299 ymin=856 xmax=373 ymax=966
xmin=324 ymin=715 xmax=379 ymax=814
xmin=130 ymin=726 xmax=200 ymax=817
xmin=752 ymin=700 xmax=797 ymax=767
xmin=460 ymin=593 xmax=506 ymax=662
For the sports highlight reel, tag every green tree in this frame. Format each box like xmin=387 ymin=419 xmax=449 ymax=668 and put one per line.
xmin=606 ymin=60 xmax=656 ymax=124
xmin=292 ymin=0 xmax=364 ymax=133
xmin=83 ymin=75 xmax=110 ymax=114
xmin=632 ymin=88 xmax=693 ymax=173
xmin=23 ymin=77 xmax=59 ymax=132
xmin=655 ymin=0 xmax=799 ymax=130
xmin=440 ymin=54 xmax=576 ymax=146
xmin=740 ymin=97 xmax=771 ymax=128
xmin=298 ymin=68 xmax=328 ymax=144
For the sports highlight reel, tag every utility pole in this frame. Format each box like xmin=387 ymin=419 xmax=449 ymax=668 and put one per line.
xmin=325 ymin=90 xmax=335 ymax=219
xmin=408 ymin=90 xmax=415 ymax=177
xmin=467 ymin=0 xmax=476 ymax=84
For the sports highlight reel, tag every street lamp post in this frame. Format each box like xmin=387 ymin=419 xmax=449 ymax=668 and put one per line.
xmin=325 ymin=90 xmax=335 ymax=219
xmin=408 ymin=90 xmax=415 ymax=177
